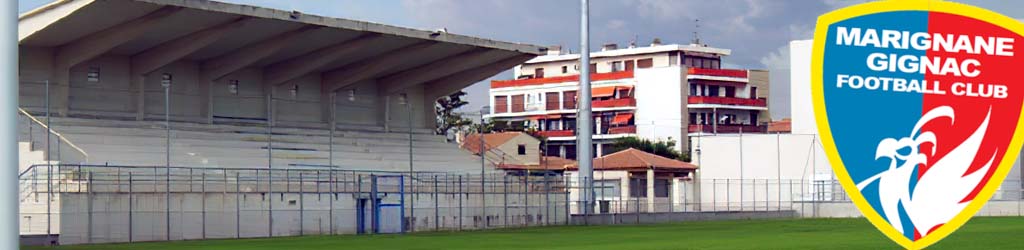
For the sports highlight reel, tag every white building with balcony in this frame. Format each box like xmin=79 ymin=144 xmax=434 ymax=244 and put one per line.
xmin=486 ymin=41 xmax=771 ymax=159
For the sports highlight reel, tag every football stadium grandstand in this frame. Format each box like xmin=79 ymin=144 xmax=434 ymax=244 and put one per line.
xmin=17 ymin=0 xmax=570 ymax=245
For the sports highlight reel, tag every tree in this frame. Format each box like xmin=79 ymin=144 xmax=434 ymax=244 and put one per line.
xmin=435 ymin=91 xmax=472 ymax=141
xmin=609 ymin=136 xmax=691 ymax=162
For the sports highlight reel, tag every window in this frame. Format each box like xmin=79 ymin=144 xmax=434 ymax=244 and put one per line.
xmin=750 ymin=87 xmax=758 ymax=99
xmin=690 ymin=112 xmax=697 ymax=125
xmin=725 ymin=86 xmax=736 ymax=98
xmin=517 ymin=144 xmax=527 ymax=155
xmin=494 ymin=96 xmax=508 ymax=113
xmin=561 ymin=65 xmax=568 ymax=74
xmin=534 ymin=68 xmax=545 ymax=78
xmin=625 ymin=60 xmax=635 ymax=71
xmin=228 ymin=80 xmax=240 ymax=95
xmin=86 ymin=66 xmax=100 ymax=82
xmin=594 ymin=180 xmax=621 ymax=200
xmin=637 ymin=58 xmax=653 ymax=68
xmin=589 ymin=63 xmax=597 ymax=73
xmin=545 ymin=92 xmax=560 ymax=110
xmin=511 ymin=94 xmax=525 ymax=112
xmin=708 ymin=86 xmax=720 ymax=97
xmin=610 ymin=61 xmax=623 ymax=72
xmin=563 ymin=91 xmax=577 ymax=109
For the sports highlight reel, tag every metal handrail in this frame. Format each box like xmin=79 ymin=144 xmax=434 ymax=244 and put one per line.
xmin=19 ymin=107 xmax=89 ymax=163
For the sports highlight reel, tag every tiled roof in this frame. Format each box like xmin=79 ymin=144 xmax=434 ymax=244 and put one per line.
xmin=461 ymin=132 xmax=527 ymax=154
xmin=498 ymin=156 xmax=576 ymax=171
xmin=768 ymin=118 xmax=792 ymax=133
xmin=567 ymin=148 xmax=698 ymax=171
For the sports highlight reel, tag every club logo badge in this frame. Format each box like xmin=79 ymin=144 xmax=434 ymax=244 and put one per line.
xmin=811 ymin=0 xmax=1024 ymax=249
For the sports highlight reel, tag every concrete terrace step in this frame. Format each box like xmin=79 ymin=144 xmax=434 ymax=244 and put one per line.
xmin=45 ymin=116 xmax=445 ymax=142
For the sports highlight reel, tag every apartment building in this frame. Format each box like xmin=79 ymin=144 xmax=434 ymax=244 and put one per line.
xmin=486 ymin=40 xmax=770 ymax=160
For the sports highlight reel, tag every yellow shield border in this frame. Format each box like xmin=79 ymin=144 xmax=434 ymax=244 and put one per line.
xmin=811 ymin=0 xmax=1024 ymax=249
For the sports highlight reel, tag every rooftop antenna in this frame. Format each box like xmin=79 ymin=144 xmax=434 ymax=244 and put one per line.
xmin=692 ymin=18 xmax=702 ymax=45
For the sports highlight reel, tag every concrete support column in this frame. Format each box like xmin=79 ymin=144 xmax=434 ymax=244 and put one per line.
xmin=133 ymin=74 xmax=146 ymax=121
xmin=619 ymin=174 xmax=629 ymax=212
xmin=51 ymin=69 xmax=71 ymax=117
xmin=595 ymin=143 xmax=602 ymax=157
xmin=320 ymin=89 xmax=333 ymax=124
xmin=198 ymin=74 xmax=213 ymax=124
xmin=671 ymin=177 xmax=680 ymax=212
xmin=646 ymin=168 xmax=655 ymax=212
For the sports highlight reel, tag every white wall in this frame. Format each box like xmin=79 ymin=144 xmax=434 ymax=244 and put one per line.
xmin=789 ymin=40 xmax=814 ymax=135
xmin=692 ymin=134 xmax=830 ymax=181
xmin=634 ymin=66 xmax=684 ymax=152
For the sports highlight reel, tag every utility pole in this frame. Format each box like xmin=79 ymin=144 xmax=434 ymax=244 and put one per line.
xmin=577 ymin=0 xmax=594 ymax=215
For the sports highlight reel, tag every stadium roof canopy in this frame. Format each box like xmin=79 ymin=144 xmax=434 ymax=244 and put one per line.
xmin=18 ymin=0 xmax=545 ymax=98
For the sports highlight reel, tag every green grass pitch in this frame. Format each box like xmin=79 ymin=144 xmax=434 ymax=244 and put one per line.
xmin=24 ymin=217 xmax=1024 ymax=250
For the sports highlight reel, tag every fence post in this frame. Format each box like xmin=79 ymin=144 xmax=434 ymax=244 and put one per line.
xmin=236 ymin=172 xmax=241 ymax=239
xmin=523 ymin=173 xmax=528 ymax=226
xmin=202 ymin=172 xmax=207 ymax=240
xmin=86 ymin=171 xmax=93 ymax=244
xmin=503 ymin=174 xmax=509 ymax=227
xmin=433 ymin=175 xmax=439 ymax=231
xmin=299 ymin=172 xmax=304 ymax=236
xmin=634 ymin=178 xmax=640 ymax=224
xmin=128 ymin=171 xmax=133 ymax=243
xmin=544 ymin=172 xmax=550 ymax=226
xmin=458 ymin=175 xmax=463 ymax=231
xmin=564 ymin=174 xmax=569 ymax=226
xmin=329 ymin=170 xmax=334 ymax=235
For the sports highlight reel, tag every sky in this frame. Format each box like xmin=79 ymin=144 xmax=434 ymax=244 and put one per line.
xmin=19 ymin=0 xmax=1024 ymax=119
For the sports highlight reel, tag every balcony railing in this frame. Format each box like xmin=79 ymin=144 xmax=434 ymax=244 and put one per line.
xmin=491 ymin=71 xmax=634 ymax=88
xmin=535 ymin=130 xmax=574 ymax=138
xmin=688 ymin=96 xmax=766 ymax=107
xmin=592 ymin=98 xmax=636 ymax=108
xmin=688 ymin=124 xmax=766 ymax=134
xmin=688 ymin=68 xmax=748 ymax=78
xmin=608 ymin=125 xmax=637 ymax=134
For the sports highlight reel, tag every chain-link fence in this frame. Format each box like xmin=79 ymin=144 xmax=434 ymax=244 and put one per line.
xmin=20 ymin=163 xmax=1024 ymax=245
xmin=18 ymin=164 xmax=570 ymax=245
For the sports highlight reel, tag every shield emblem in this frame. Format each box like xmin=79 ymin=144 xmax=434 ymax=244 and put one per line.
xmin=812 ymin=1 xmax=1024 ymax=249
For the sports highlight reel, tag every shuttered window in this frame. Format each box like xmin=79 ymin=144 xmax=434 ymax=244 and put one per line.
xmin=545 ymin=92 xmax=560 ymax=110
xmin=511 ymin=94 xmax=525 ymax=112
xmin=564 ymin=91 xmax=577 ymax=109
xmin=494 ymin=96 xmax=508 ymax=113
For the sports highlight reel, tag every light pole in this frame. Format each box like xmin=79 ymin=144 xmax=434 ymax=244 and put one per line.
xmin=161 ymin=73 xmax=172 ymax=240
xmin=577 ymin=0 xmax=594 ymax=215
xmin=479 ymin=105 xmax=489 ymax=223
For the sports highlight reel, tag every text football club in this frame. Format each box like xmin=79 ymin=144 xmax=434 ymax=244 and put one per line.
xmin=812 ymin=0 xmax=1024 ymax=249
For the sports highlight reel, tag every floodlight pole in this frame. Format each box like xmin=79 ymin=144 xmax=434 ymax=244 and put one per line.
xmin=577 ymin=0 xmax=594 ymax=216
xmin=2 ymin=2 xmax=18 ymax=248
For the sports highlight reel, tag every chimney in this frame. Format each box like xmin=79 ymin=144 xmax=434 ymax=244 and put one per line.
xmin=547 ymin=45 xmax=562 ymax=56
xmin=651 ymin=38 xmax=662 ymax=47
xmin=601 ymin=43 xmax=618 ymax=51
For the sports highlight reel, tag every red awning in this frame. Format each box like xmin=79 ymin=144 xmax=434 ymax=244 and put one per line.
xmin=546 ymin=114 xmax=562 ymax=119
xmin=612 ymin=113 xmax=633 ymax=125
xmin=592 ymin=86 xmax=617 ymax=98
